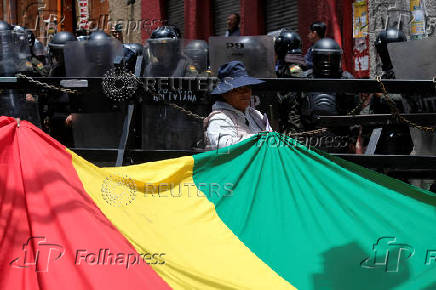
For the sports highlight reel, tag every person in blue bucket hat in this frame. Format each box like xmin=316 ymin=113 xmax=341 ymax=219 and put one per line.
xmin=204 ymin=61 xmax=272 ymax=149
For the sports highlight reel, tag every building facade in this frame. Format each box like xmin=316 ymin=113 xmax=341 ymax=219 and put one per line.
xmin=4 ymin=0 xmax=354 ymax=73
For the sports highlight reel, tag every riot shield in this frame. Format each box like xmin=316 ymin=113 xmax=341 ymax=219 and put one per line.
xmin=209 ymin=36 xmax=276 ymax=78
xmin=71 ymin=111 xmax=126 ymax=148
xmin=0 ymin=90 xmax=41 ymax=126
xmin=389 ymin=37 xmax=436 ymax=80
xmin=0 ymin=30 xmax=18 ymax=76
xmin=183 ymin=40 xmax=208 ymax=73
xmin=64 ymin=38 xmax=123 ymax=77
xmin=12 ymin=30 xmax=32 ymax=73
xmin=64 ymin=38 xmax=124 ymax=148
xmin=141 ymin=45 xmax=211 ymax=150
xmin=143 ymin=38 xmax=196 ymax=77
xmin=141 ymin=100 xmax=210 ymax=150
xmin=0 ymin=30 xmax=39 ymax=126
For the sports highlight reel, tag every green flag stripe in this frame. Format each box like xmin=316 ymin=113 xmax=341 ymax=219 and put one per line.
xmin=193 ymin=132 xmax=436 ymax=289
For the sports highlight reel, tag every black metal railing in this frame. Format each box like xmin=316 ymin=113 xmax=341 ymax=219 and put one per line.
xmin=2 ymin=76 xmax=435 ymax=175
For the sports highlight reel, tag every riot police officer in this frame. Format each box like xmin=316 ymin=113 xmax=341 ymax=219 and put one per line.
xmin=302 ymin=38 xmax=358 ymax=153
xmin=303 ymin=38 xmax=355 ymax=116
xmin=61 ymin=29 xmax=127 ymax=149
xmin=374 ymin=28 xmax=406 ymax=79
xmin=48 ymin=31 xmax=77 ymax=77
xmin=143 ymin=26 xmax=197 ymax=77
xmin=106 ymin=24 xmax=139 ymax=73
xmin=120 ymin=43 xmax=142 ymax=74
xmin=12 ymin=25 xmax=33 ymax=74
xmin=274 ymin=29 xmax=306 ymax=78
xmin=0 ymin=21 xmax=17 ymax=77
xmin=0 ymin=21 xmax=20 ymax=118
xmin=0 ymin=21 xmax=40 ymax=126
xmin=274 ymin=29 xmax=306 ymax=134
xmin=371 ymin=29 xmax=413 ymax=155
xmin=141 ymin=26 xmax=202 ymax=150
xmin=183 ymin=40 xmax=210 ymax=76
xmin=24 ymin=29 xmax=49 ymax=76
xmin=46 ymin=31 xmax=77 ymax=146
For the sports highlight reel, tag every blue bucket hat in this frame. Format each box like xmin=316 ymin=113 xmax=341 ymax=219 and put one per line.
xmin=210 ymin=61 xmax=264 ymax=95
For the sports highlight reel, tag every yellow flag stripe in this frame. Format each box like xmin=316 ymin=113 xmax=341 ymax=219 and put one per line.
xmin=70 ymin=151 xmax=295 ymax=289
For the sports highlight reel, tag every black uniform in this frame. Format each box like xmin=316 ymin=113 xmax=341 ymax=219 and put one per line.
xmin=0 ymin=21 xmax=41 ymax=126
xmin=274 ymin=30 xmax=307 ymax=134
xmin=46 ymin=31 xmax=77 ymax=147
xmin=301 ymin=38 xmax=359 ymax=153
xmin=141 ymin=26 xmax=202 ymax=150
xmin=372 ymin=29 xmax=413 ymax=155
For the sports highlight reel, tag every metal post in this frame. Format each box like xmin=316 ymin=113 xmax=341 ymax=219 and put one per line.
xmin=115 ymin=104 xmax=135 ymax=166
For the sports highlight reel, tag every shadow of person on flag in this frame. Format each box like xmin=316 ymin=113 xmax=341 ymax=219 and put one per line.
xmin=312 ymin=242 xmax=411 ymax=290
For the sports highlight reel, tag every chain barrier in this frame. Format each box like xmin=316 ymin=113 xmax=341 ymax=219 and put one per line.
xmin=376 ymin=76 xmax=435 ymax=133
xmin=287 ymin=128 xmax=328 ymax=137
xmin=12 ymin=72 xmax=355 ymax=137
xmin=134 ymin=77 xmax=329 ymax=135
xmin=166 ymin=102 xmax=206 ymax=121
xmin=347 ymin=96 xmax=365 ymax=116
xmin=15 ymin=73 xmax=79 ymax=95
xmin=132 ymin=75 xmax=207 ymax=121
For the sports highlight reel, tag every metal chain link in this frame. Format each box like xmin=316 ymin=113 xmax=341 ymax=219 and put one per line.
xmin=166 ymin=102 xmax=206 ymax=121
xmin=347 ymin=96 xmax=365 ymax=116
xmin=135 ymin=77 xmax=330 ymax=135
xmin=133 ymin=77 xmax=207 ymax=121
xmin=12 ymin=72 xmax=333 ymax=136
xmin=15 ymin=73 xmax=79 ymax=95
xmin=287 ymin=128 xmax=328 ymax=137
xmin=376 ymin=76 xmax=435 ymax=133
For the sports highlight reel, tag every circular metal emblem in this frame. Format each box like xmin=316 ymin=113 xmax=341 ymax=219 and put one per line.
xmin=102 ymin=67 xmax=138 ymax=102
xmin=101 ymin=175 xmax=137 ymax=207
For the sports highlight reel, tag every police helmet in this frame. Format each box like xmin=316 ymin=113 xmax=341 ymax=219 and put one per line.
xmin=48 ymin=31 xmax=77 ymax=49
xmin=375 ymin=29 xmax=407 ymax=73
xmin=150 ymin=26 xmax=181 ymax=39
xmin=312 ymin=38 xmax=343 ymax=78
xmin=0 ymin=20 xmax=11 ymax=31
xmin=89 ymin=30 xmax=111 ymax=42
xmin=274 ymin=29 xmax=302 ymax=59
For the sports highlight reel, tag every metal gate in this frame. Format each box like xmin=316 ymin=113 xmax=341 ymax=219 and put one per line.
xmin=265 ymin=0 xmax=299 ymax=33
xmin=213 ymin=0 xmax=240 ymax=36
xmin=167 ymin=0 xmax=185 ymax=36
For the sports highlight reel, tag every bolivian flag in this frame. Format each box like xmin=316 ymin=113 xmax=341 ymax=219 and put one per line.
xmin=1 ymin=116 xmax=436 ymax=289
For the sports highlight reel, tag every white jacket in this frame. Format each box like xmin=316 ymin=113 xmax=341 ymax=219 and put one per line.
xmin=204 ymin=101 xmax=272 ymax=149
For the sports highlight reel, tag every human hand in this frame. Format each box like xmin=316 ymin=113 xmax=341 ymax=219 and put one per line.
xmin=65 ymin=114 xmax=73 ymax=127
